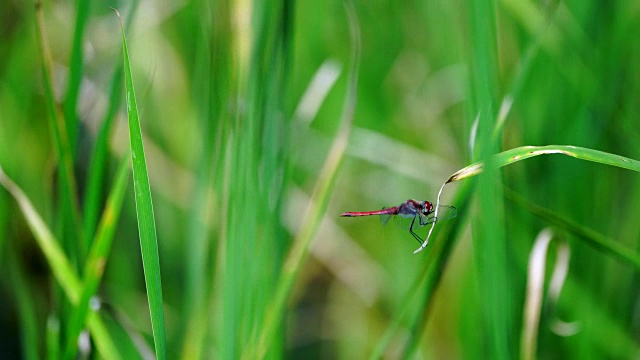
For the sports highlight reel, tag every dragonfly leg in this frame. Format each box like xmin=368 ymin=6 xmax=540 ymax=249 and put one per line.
xmin=418 ymin=213 xmax=433 ymax=226
xmin=408 ymin=216 xmax=424 ymax=245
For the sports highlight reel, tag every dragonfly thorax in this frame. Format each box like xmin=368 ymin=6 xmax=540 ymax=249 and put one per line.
xmin=399 ymin=199 xmax=434 ymax=216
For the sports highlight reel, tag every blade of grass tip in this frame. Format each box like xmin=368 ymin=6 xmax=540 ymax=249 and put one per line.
xmin=0 ymin=165 xmax=123 ymax=358
xmin=505 ymin=189 xmax=640 ymax=269
xmin=34 ymin=0 xmax=85 ymax=265
xmin=65 ymin=156 xmax=131 ymax=359
xmin=84 ymin=3 xmax=139 ymax=245
xmin=250 ymin=1 xmax=360 ymax=358
xmin=113 ymin=8 xmax=167 ymax=359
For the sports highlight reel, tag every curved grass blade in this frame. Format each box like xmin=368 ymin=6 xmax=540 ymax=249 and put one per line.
xmin=441 ymin=144 xmax=640 ymax=269
xmin=113 ymin=9 xmax=167 ymax=359
xmin=447 ymin=145 xmax=640 ymax=183
xmin=0 ymin=165 xmax=80 ymax=299
xmin=0 ymin=165 xmax=121 ymax=358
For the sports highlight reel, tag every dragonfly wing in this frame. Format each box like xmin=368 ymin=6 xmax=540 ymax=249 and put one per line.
xmin=420 ymin=205 xmax=457 ymax=225
xmin=436 ymin=205 xmax=458 ymax=221
xmin=380 ymin=207 xmax=392 ymax=226
xmin=388 ymin=213 xmax=414 ymax=229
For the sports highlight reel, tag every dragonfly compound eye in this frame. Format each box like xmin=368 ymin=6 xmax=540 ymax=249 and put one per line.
xmin=424 ymin=201 xmax=434 ymax=214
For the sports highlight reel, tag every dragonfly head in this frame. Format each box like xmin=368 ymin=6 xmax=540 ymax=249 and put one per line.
xmin=422 ymin=201 xmax=434 ymax=215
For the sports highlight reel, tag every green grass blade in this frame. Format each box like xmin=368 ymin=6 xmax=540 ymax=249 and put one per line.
xmin=447 ymin=145 xmax=640 ymax=183
xmin=65 ymin=156 xmax=131 ymax=359
xmin=467 ymin=0 xmax=513 ymax=357
xmin=250 ymin=1 xmax=360 ymax=358
xmin=34 ymin=0 xmax=84 ymax=265
xmin=83 ymin=3 xmax=139 ymax=245
xmin=114 ymin=9 xmax=167 ymax=359
xmin=62 ymin=0 xmax=92 ymax=156
xmin=506 ymin=189 xmax=640 ymax=269
xmin=46 ymin=315 xmax=61 ymax=360
xmin=0 ymin=165 xmax=81 ymax=299
xmin=0 ymin=165 xmax=121 ymax=358
xmin=82 ymin=68 xmax=123 ymax=244
xmin=181 ymin=0 xmax=218 ymax=357
xmin=7 ymin=247 xmax=40 ymax=360
xmin=444 ymin=144 xmax=640 ymax=268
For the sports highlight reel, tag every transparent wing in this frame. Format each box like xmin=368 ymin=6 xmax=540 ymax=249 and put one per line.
xmin=388 ymin=213 xmax=418 ymax=230
xmin=417 ymin=205 xmax=457 ymax=226
xmin=380 ymin=207 xmax=392 ymax=226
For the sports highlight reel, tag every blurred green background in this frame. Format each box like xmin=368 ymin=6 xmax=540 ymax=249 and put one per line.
xmin=1 ymin=0 xmax=639 ymax=358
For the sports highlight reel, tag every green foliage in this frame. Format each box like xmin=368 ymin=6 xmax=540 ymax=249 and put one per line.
xmin=0 ymin=0 xmax=639 ymax=359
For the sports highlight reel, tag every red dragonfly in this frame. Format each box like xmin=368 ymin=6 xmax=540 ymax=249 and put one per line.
xmin=340 ymin=199 xmax=457 ymax=247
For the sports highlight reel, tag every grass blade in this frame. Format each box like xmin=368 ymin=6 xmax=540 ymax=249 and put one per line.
xmin=506 ymin=189 xmax=640 ymax=269
xmin=62 ymin=0 xmax=92 ymax=156
xmin=7 ymin=246 xmax=40 ymax=360
xmin=467 ymin=0 xmax=513 ymax=357
xmin=0 ymin=165 xmax=81 ymax=298
xmin=0 ymin=165 xmax=121 ymax=358
xmin=250 ymin=1 xmax=360 ymax=358
xmin=83 ymin=2 xmax=139 ymax=245
xmin=448 ymin=145 xmax=640 ymax=183
xmin=65 ymin=156 xmax=131 ymax=359
xmin=114 ymin=9 xmax=167 ymax=359
xmin=34 ymin=0 xmax=84 ymax=265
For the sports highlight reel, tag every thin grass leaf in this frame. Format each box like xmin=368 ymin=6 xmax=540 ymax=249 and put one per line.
xmin=0 ymin=165 xmax=81 ymax=298
xmin=520 ymin=229 xmax=552 ymax=360
xmin=34 ymin=0 xmax=84 ymax=265
xmin=506 ymin=189 xmax=640 ymax=269
xmin=181 ymin=0 xmax=224 ymax=357
xmin=83 ymin=68 xmax=123 ymax=243
xmin=467 ymin=0 xmax=514 ymax=358
xmin=114 ymin=9 xmax=167 ymax=359
xmin=447 ymin=145 xmax=640 ymax=184
xmin=47 ymin=316 xmax=61 ymax=360
xmin=62 ymin=0 xmax=91 ymax=156
xmin=83 ymin=3 xmax=139 ymax=245
xmin=249 ymin=1 xmax=360 ymax=358
xmin=7 ymin=247 xmax=40 ymax=360
xmin=0 ymin=165 xmax=122 ymax=358
xmin=65 ymin=156 xmax=131 ymax=359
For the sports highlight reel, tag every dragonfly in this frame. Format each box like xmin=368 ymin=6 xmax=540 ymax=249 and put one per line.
xmin=340 ymin=199 xmax=457 ymax=249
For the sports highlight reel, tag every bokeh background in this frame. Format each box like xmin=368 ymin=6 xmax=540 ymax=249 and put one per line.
xmin=1 ymin=0 xmax=639 ymax=358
